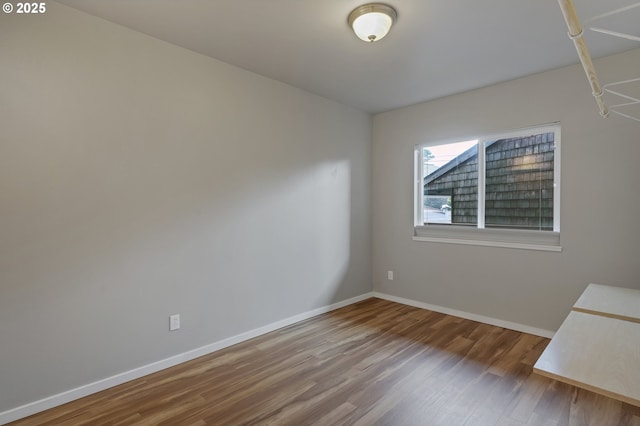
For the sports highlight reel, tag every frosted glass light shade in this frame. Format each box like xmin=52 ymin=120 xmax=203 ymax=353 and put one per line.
xmin=348 ymin=4 xmax=397 ymax=42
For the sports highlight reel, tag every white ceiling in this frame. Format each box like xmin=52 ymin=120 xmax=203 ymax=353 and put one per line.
xmin=55 ymin=0 xmax=640 ymax=114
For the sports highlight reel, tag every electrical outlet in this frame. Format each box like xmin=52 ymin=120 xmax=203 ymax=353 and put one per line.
xmin=387 ymin=270 xmax=394 ymax=280
xmin=169 ymin=314 xmax=180 ymax=331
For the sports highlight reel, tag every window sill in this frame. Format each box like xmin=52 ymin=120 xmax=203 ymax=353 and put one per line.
xmin=413 ymin=225 xmax=562 ymax=252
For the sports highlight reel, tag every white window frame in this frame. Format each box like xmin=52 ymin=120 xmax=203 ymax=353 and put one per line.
xmin=414 ymin=123 xmax=561 ymax=252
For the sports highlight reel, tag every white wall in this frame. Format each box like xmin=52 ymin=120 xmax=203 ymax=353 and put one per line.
xmin=373 ymin=48 xmax=640 ymax=333
xmin=0 ymin=3 xmax=371 ymax=413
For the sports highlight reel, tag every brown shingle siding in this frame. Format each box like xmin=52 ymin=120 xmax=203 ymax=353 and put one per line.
xmin=425 ymin=132 xmax=555 ymax=230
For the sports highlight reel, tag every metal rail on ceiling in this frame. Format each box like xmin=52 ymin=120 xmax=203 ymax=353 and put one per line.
xmin=557 ymin=0 xmax=640 ymax=122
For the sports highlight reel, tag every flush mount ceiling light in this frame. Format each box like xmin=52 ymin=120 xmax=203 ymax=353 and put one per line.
xmin=348 ymin=3 xmax=397 ymax=42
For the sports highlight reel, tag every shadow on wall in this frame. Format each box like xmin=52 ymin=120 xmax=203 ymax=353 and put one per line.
xmin=0 ymin=138 xmax=356 ymax=411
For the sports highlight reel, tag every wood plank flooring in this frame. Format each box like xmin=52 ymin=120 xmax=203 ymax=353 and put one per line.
xmin=9 ymin=298 xmax=640 ymax=426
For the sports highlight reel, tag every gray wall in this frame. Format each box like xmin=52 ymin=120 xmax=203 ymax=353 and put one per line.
xmin=373 ymin=48 xmax=640 ymax=333
xmin=0 ymin=3 xmax=371 ymax=412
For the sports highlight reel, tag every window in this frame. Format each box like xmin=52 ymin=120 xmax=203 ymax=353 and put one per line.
xmin=414 ymin=124 xmax=561 ymax=251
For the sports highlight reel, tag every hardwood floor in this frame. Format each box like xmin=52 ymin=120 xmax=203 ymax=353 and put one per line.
xmin=9 ymin=298 xmax=640 ymax=425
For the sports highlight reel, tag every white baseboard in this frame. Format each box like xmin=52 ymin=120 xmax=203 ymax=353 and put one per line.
xmin=0 ymin=292 xmax=374 ymax=425
xmin=372 ymin=292 xmax=556 ymax=339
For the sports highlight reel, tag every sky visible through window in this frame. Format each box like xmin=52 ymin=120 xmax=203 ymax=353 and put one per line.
xmin=424 ymin=140 xmax=478 ymax=170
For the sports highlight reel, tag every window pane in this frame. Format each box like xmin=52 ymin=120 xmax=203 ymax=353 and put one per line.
xmin=423 ymin=141 xmax=478 ymax=225
xmin=484 ymin=132 xmax=555 ymax=231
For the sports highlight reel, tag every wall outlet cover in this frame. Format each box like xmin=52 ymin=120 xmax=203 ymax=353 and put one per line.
xmin=169 ymin=314 xmax=180 ymax=331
